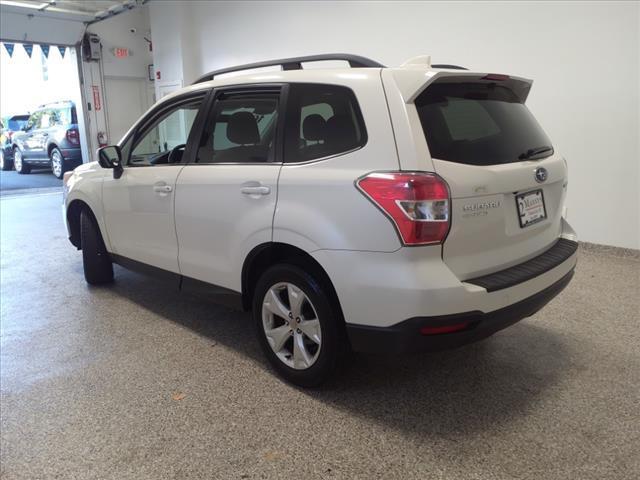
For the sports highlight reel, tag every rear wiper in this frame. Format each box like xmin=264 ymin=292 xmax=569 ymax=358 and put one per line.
xmin=518 ymin=145 xmax=554 ymax=160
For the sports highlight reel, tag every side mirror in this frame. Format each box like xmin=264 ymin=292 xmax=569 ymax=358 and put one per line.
xmin=97 ymin=145 xmax=123 ymax=179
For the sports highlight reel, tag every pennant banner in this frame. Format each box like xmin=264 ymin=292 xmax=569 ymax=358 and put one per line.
xmin=3 ymin=43 xmax=15 ymax=57
xmin=23 ymin=44 xmax=33 ymax=58
xmin=41 ymin=45 xmax=50 ymax=58
xmin=57 ymin=46 xmax=66 ymax=58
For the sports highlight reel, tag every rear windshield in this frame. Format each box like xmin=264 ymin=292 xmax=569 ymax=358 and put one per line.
xmin=415 ymin=82 xmax=553 ymax=165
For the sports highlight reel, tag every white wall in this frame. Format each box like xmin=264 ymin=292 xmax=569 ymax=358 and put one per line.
xmin=150 ymin=0 xmax=639 ymax=249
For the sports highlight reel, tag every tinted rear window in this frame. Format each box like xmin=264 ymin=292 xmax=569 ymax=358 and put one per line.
xmin=415 ymin=82 xmax=552 ymax=165
xmin=284 ymin=84 xmax=366 ymax=163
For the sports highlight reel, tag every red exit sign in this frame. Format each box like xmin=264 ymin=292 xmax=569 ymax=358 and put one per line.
xmin=113 ymin=47 xmax=130 ymax=58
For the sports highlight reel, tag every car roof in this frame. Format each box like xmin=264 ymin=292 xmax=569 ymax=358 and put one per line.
xmin=36 ymin=101 xmax=75 ymax=110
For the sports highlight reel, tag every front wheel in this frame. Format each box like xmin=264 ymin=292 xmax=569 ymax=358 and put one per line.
xmin=253 ymin=264 xmax=347 ymax=387
xmin=13 ymin=149 xmax=30 ymax=174
xmin=80 ymin=209 xmax=114 ymax=285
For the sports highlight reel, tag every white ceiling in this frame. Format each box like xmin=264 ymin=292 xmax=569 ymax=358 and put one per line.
xmin=0 ymin=0 xmax=145 ymax=22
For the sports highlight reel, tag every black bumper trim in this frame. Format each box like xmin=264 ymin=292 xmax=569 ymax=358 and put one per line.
xmin=346 ymin=268 xmax=575 ymax=354
xmin=466 ymin=238 xmax=578 ymax=292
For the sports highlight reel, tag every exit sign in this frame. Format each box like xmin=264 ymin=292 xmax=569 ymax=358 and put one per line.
xmin=112 ymin=47 xmax=131 ymax=58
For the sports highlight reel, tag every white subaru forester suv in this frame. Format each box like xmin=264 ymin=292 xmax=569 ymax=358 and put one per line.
xmin=64 ymin=54 xmax=578 ymax=386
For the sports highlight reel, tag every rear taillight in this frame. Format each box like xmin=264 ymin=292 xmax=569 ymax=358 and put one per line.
xmin=66 ymin=128 xmax=79 ymax=145
xmin=356 ymin=172 xmax=450 ymax=246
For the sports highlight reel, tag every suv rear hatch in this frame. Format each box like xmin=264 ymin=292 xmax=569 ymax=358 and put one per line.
xmin=414 ymin=74 xmax=567 ymax=280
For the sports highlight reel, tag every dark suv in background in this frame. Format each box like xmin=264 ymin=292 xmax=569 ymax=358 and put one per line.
xmin=10 ymin=101 xmax=82 ymax=178
xmin=0 ymin=114 xmax=30 ymax=171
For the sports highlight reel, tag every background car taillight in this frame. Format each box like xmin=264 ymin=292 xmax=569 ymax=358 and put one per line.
xmin=66 ymin=128 xmax=80 ymax=145
xmin=356 ymin=171 xmax=450 ymax=245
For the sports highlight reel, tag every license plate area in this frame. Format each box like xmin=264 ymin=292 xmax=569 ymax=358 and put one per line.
xmin=516 ymin=189 xmax=547 ymax=228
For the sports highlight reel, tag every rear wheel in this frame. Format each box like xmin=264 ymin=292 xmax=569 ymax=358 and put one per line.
xmin=253 ymin=264 xmax=347 ymax=387
xmin=50 ymin=147 xmax=66 ymax=179
xmin=13 ymin=149 xmax=30 ymax=174
xmin=80 ymin=209 xmax=114 ymax=285
xmin=0 ymin=149 xmax=12 ymax=170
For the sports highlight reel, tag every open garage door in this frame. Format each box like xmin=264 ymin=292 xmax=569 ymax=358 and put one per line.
xmin=0 ymin=41 xmax=89 ymax=190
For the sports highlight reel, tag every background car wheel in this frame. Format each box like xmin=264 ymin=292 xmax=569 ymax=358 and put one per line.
xmin=0 ymin=149 xmax=13 ymax=170
xmin=50 ymin=147 xmax=66 ymax=179
xmin=253 ymin=264 xmax=347 ymax=387
xmin=13 ymin=149 xmax=30 ymax=174
xmin=80 ymin=209 xmax=114 ymax=285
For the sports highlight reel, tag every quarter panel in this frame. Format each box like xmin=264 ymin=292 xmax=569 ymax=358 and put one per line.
xmin=274 ymin=73 xmax=401 ymax=252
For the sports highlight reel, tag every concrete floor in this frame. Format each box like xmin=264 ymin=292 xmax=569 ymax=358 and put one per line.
xmin=1 ymin=193 xmax=638 ymax=480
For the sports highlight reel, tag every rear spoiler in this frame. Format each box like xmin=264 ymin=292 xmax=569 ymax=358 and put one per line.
xmin=385 ymin=69 xmax=533 ymax=104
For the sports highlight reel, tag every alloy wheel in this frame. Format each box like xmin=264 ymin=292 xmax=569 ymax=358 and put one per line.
xmin=261 ymin=282 xmax=322 ymax=370
xmin=14 ymin=150 xmax=22 ymax=171
xmin=51 ymin=150 xmax=63 ymax=178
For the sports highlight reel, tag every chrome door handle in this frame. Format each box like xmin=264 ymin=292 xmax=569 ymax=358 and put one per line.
xmin=240 ymin=186 xmax=270 ymax=195
xmin=153 ymin=185 xmax=173 ymax=193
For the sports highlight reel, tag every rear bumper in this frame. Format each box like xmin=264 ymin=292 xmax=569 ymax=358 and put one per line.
xmin=347 ymin=269 xmax=574 ymax=353
xmin=61 ymin=148 xmax=83 ymax=166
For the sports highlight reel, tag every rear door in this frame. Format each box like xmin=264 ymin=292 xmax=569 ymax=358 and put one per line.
xmin=174 ymin=86 xmax=283 ymax=292
xmin=413 ymin=77 xmax=567 ymax=280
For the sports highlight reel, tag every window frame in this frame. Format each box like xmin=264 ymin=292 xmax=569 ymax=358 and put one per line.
xmin=120 ymin=89 xmax=212 ymax=168
xmin=186 ymin=83 xmax=288 ymax=166
xmin=283 ymin=83 xmax=368 ymax=164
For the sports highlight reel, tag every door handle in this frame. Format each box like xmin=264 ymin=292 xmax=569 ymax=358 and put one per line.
xmin=240 ymin=186 xmax=270 ymax=195
xmin=153 ymin=185 xmax=173 ymax=193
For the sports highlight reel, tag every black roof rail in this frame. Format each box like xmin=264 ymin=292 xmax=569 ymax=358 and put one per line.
xmin=193 ymin=54 xmax=385 ymax=84
xmin=431 ymin=64 xmax=468 ymax=70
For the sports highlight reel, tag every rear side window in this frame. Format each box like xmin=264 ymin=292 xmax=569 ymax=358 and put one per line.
xmin=195 ymin=91 xmax=280 ymax=164
xmin=415 ymin=81 xmax=553 ymax=165
xmin=284 ymin=84 xmax=366 ymax=163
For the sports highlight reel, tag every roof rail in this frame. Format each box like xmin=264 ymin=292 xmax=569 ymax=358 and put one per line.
xmin=192 ymin=54 xmax=385 ymax=84
xmin=431 ymin=64 xmax=468 ymax=70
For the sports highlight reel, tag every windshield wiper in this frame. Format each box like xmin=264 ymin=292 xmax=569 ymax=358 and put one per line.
xmin=518 ymin=145 xmax=554 ymax=160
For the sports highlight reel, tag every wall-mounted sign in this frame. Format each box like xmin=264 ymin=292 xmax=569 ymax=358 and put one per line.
xmin=92 ymin=85 xmax=101 ymax=111
xmin=112 ymin=47 xmax=131 ymax=58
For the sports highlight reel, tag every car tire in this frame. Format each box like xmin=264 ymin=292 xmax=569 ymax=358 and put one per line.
xmin=253 ymin=264 xmax=347 ymax=387
xmin=13 ymin=148 xmax=30 ymax=174
xmin=50 ymin=147 xmax=66 ymax=179
xmin=80 ymin=209 xmax=114 ymax=285
xmin=0 ymin=149 xmax=12 ymax=170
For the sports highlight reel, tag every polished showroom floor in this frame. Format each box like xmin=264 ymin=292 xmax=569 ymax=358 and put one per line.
xmin=1 ymin=192 xmax=638 ymax=480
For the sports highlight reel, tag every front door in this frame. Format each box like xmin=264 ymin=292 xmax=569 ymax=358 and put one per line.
xmin=102 ymin=92 xmax=207 ymax=273
xmin=175 ymin=86 xmax=284 ymax=291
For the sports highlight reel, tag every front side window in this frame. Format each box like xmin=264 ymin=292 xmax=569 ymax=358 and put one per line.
xmin=195 ymin=91 xmax=279 ymax=164
xmin=415 ymin=80 xmax=553 ymax=165
xmin=128 ymin=96 xmax=203 ymax=166
xmin=284 ymin=83 xmax=366 ymax=163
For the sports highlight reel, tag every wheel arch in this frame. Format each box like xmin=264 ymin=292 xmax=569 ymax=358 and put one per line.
xmin=241 ymin=242 xmax=344 ymax=322
xmin=66 ymin=199 xmax=91 ymax=249
xmin=66 ymin=198 xmax=108 ymax=251
xmin=47 ymin=142 xmax=60 ymax=157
